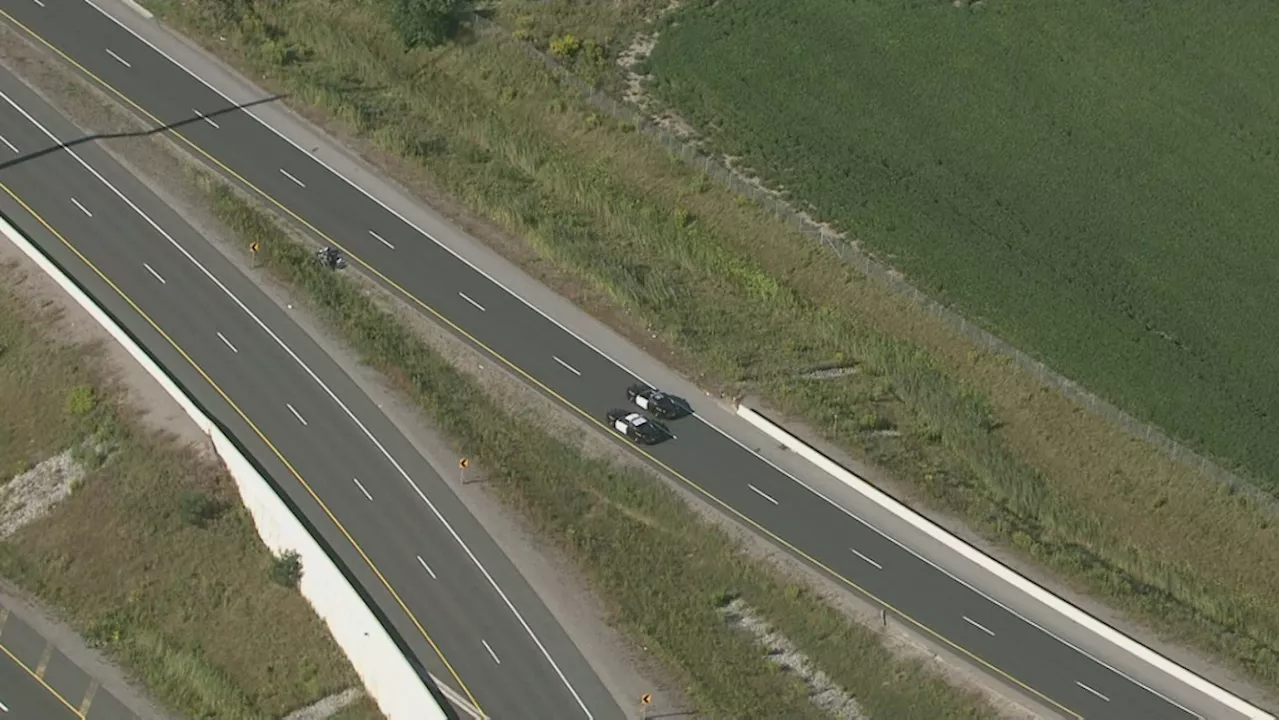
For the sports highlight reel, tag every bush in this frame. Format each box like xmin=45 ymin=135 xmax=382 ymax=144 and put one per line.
xmin=386 ymin=0 xmax=463 ymax=51
xmin=548 ymin=34 xmax=582 ymax=59
xmin=179 ymin=491 xmax=222 ymax=528
xmin=270 ymin=551 xmax=303 ymax=589
xmin=65 ymin=385 xmax=97 ymax=417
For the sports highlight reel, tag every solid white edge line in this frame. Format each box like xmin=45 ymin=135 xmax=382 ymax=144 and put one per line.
xmin=0 ymin=82 xmax=597 ymax=720
xmin=279 ymin=167 xmax=306 ymax=187
xmin=104 ymin=47 xmax=131 ymax=68
xmin=352 ymin=477 xmax=373 ymax=501
xmin=849 ymin=547 xmax=882 ymax=570
xmin=963 ymin=616 xmax=995 ymax=637
xmin=369 ymin=229 xmax=394 ymax=249
xmin=0 ymin=133 xmax=16 ymax=153
xmin=747 ymin=484 xmax=778 ymax=506
xmin=458 ymin=292 xmax=485 ymax=312
xmin=552 ymin=355 xmax=581 ymax=376
xmin=216 ymin=330 xmax=238 ymax=353
xmin=481 ymin=639 xmax=501 ymax=665
xmin=142 ymin=261 xmax=166 ymax=284
xmin=416 ymin=555 xmax=437 ymax=580
xmin=69 ymin=197 xmax=92 ymax=217
xmin=1077 ymin=681 xmax=1111 ymax=703
xmin=62 ymin=8 xmax=1270 ymax=718
xmin=737 ymin=406 xmax=1211 ymax=720
xmin=286 ymin=402 xmax=307 ymax=426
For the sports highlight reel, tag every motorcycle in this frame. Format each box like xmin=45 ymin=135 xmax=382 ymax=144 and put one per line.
xmin=316 ymin=246 xmax=347 ymax=270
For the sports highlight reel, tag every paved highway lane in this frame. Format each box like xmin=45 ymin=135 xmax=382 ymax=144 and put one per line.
xmin=0 ymin=3 xmax=1262 ymax=718
xmin=0 ymin=66 xmax=623 ymax=720
xmin=0 ymin=649 xmax=79 ymax=720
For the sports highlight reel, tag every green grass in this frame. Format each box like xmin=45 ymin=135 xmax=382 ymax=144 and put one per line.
xmin=203 ymin=174 xmax=996 ymax=719
xmin=0 ymin=263 xmax=377 ymax=719
xmin=644 ymin=0 xmax=1277 ymax=486
xmin=138 ymin=0 xmax=1277 ymax=688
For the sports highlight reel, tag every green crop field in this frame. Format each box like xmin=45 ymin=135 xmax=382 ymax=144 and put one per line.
xmin=646 ymin=0 xmax=1277 ymax=486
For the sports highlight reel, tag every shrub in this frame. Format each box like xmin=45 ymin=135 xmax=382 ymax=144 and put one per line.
xmin=179 ymin=491 xmax=223 ymax=528
xmin=548 ymin=34 xmax=582 ymax=59
xmin=270 ymin=551 xmax=303 ymax=589
xmin=65 ymin=385 xmax=97 ymax=417
xmin=386 ymin=0 xmax=463 ymax=51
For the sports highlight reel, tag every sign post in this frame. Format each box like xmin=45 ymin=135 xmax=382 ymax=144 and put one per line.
xmin=639 ymin=693 xmax=652 ymax=719
xmin=459 ymin=457 xmax=469 ymax=485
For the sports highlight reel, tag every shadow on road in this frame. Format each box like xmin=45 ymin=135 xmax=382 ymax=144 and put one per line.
xmin=0 ymin=94 xmax=286 ymax=172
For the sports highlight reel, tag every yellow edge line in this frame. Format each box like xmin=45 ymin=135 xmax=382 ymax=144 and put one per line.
xmin=0 ymin=181 xmax=485 ymax=716
xmin=0 ymin=12 xmax=1080 ymax=717
xmin=0 ymin=641 xmax=84 ymax=718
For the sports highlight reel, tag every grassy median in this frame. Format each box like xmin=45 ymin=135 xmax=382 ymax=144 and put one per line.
xmin=139 ymin=0 xmax=1278 ymax=688
xmin=201 ymin=173 xmax=995 ymax=718
xmin=0 ymin=261 xmax=375 ymax=719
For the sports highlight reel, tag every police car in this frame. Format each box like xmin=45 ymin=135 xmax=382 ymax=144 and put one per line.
xmin=606 ymin=409 xmax=672 ymax=445
xmin=626 ymin=384 xmax=687 ymax=420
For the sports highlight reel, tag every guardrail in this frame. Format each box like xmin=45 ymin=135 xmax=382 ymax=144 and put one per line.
xmin=0 ymin=215 xmax=448 ymax=720
xmin=736 ymin=403 xmax=1275 ymax=720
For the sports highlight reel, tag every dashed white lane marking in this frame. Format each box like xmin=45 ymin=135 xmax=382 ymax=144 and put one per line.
xmin=286 ymin=403 xmax=308 ymax=426
xmin=481 ymin=639 xmax=501 ymax=665
xmin=216 ymin=331 xmax=239 ymax=354
xmin=29 ymin=0 xmax=42 ymax=7
xmin=352 ymin=477 xmax=373 ymax=501
xmin=142 ymin=262 xmax=166 ymax=284
xmin=1076 ymin=681 xmax=1110 ymax=702
xmin=279 ymin=168 xmax=306 ymax=187
xmin=104 ymin=48 xmax=131 ymax=68
xmin=849 ymin=547 xmax=882 ymax=570
xmin=196 ymin=109 xmax=220 ymax=129
xmin=0 ymin=697 xmax=8 ymax=711
xmin=747 ymin=484 xmax=778 ymax=505
xmin=369 ymin=229 xmax=395 ymax=249
xmin=459 ymin=292 xmax=486 ymax=312
xmin=0 ymin=134 xmax=15 ymax=153
xmin=552 ymin=356 xmax=581 ymax=376
xmin=416 ymin=555 xmax=437 ymax=580
xmin=963 ymin=616 xmax=995 ymax=637
xmin=70 ymin=197 xmax=92 ymax=217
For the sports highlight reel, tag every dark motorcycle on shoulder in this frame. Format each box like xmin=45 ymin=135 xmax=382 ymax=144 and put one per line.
xmin=316 ymin=246 xmax=347 ymax=270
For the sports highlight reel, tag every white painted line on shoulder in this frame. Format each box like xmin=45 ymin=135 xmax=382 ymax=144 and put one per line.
xmin=286 ymin=403 xmax=308 ymax=426
xmin=849 ymin=547 xmax=882 ymax=570
xmin=369 ymin=230 xmax=395 ymax=249
xmin=963 ymin=616 xmax=995 ymax=637
xmin=458 ymin=292 xmax=486 ymax=312
xmin=279 ymin=168 xmax=306 ymax=188
xmin=0 ymin=134 xmax=15 ymax=153
xmin=747 ymin=484 xmax=778 ymax=506
xmin=481 ymin=639 xmax=501 ymax=665
xmin=352 ymin=477 xmax=373 ymax=501
xmin=552 ymin=356 xmax=581 ymax=376
xmin=1076 ymin=682 xmax=1110 ymax=703
xmin=196 ymin=110 xmax=220 ymax=129
xmin=216 ymin=331 xmax=239 ymax=354
xmin=70 ymin=197 xmax=92 ymax=217
xmin=416 ymin=555 xmax=437 ymax=579
xmin=104 ymin=48 xmax=131 ymax=68
xmin=142 ymin=262 xmax=166 ymax=284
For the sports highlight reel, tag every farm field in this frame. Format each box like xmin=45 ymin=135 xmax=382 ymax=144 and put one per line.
xmin=645 ymin=0 xmax=1277 ymax=486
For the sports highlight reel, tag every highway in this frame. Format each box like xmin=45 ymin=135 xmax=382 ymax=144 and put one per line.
xmin=0 ymin=1 xmax=1265 ymax=719
xmin=0 ymin=64 xmax=623 ymax=720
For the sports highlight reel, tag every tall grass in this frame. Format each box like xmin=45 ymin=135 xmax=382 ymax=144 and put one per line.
xmin=204 ymin=176 xmax=996 ymax=719
xmin=144 ymin=0 xmax=1277 ymax=686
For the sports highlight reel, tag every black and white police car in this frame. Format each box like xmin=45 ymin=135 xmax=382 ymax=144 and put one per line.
xmin=606 ymin=409 xmax=672 ymax=445
xmin=626 ymin=384 xmax=686 ymax=420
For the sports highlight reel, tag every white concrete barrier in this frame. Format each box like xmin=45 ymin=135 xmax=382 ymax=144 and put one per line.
xmin=736 ymin=404 xmax=1274 ymax=720
xmin=0 ymin=217 xmax=447 ymax=720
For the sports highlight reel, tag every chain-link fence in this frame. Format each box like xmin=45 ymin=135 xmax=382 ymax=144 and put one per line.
xmin=470 ymin=14 xmax=1270 ymax=507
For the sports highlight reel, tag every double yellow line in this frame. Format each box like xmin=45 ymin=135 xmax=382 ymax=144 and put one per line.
xmin=0 ymin=9 xmax=1080 ymax=718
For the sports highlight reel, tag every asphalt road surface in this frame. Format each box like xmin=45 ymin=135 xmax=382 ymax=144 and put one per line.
xmin=0 ymin=2 xmax=1267 ymax=719
xmin=0 ymin=64 xmax=624 ymax=720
